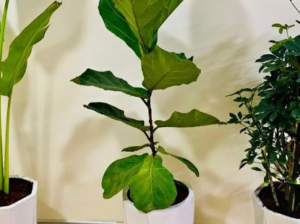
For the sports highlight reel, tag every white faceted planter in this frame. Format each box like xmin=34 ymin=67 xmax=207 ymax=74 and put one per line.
xmin=0 ymin=176 xmax=37 ymax=224
xmin=253 ymin=184 xmax=300 ymax=224
xmin=123 ymin=183 xmax=195 ymax=224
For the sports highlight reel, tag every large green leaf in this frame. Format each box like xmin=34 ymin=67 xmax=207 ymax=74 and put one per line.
xmin=129 ymin=155 xmax=176 ymax=213
xmin=157 ymin=146 xmax=199 ymax=177
xmin=85 ymin=102 xmax=149 ymax=131
xmin=72 ymin=69 xmax=148 ymax=98
xmin=155 ymin=109 xmax=220 ymax=128
xmin=102 ymin=154 xmax=148 ymax=199
xmin=0 ymin=2 xmax=61 ymax=96
xmin=99 ymin=0 xmax=143 ymax=57
xmin=142 ymin=46 xmax=201 ymax=90
xmin=99 ymin=0 xmax=183 ymax=57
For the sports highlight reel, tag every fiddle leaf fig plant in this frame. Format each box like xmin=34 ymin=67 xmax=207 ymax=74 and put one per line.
xmin=72 ymin=0 xmax=220 ymax=213
xmin=0 ymin=1 xmax=61 ymax=194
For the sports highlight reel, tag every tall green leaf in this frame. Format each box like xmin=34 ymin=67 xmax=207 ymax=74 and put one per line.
xmin=102 ymin=154 xmax=148 ymax=199
xmin=142 ymin=46 xmax=201 ymax=90
xmin=157 ymin=146 xmax=199 ymax=177
xmin=85 ymin=102 xmax=149 ymax=131
xmin=155 ymin=109 xmax=220 ymax=128
xmin=99 ymin=0 xmax=183 ymax=57
xmin=129 ymin=155 xmax=176 ymax=213
xmin=0 ymin=2 xmax=61 ymax=96
xmin=72 ymin=69 xmax=148 ymax=98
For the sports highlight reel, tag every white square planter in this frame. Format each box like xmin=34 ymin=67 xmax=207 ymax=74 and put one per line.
xmin=0 ymin=176 xmax=37 ymax=224
xmin=253 ymin=184 xmax=300 ymax=224
xmin=123 ymin=183 xmax=195 ymax=224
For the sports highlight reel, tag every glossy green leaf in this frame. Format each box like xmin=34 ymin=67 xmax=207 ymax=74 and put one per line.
xmin=99 ymin=0 xmax=183 ymax=57
xmin=157 ymin=146 xmax=199 ymax=177
xmin=155 ymin=109 xmax=220 ymax=128
xmin=0 ymin=2 xmax=61 ymax=96
xmin=122 ymin=144 xmax=150 ymax=152
xmin=72 ymin=69 xmax=148 ymax=98
xmin=129 ymin=155 xmax=176 ymax=213
xmin=85 ymin=102 xmax=149 ymax=131
xmin=142 ymin=46 xmax=201 ymax=90
xmin=102 ymin=154 xmax=148 ymax=199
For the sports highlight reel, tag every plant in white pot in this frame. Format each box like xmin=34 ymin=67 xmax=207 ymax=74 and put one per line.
xmin=0 ymin=1 xmax=60 ymax=223
xmin=72 ymin=0 xmax=220 ymax=223
xmin=228 ymin=4 xmax=300 ymax=223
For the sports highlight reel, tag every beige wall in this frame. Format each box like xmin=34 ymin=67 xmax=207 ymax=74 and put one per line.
xmin=1 ymin=0 xmax=299 ymax=223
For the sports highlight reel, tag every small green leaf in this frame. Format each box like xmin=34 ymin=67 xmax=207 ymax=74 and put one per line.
xmin=264 ymin=175 xmax=270 ymax=186
xmin=286 ymin=179 xmax=300 ymax=185
xmin=102 ymin=154 xmax=148 ymax=199
xmin=292 ymin=109 xmax=300 ymax=121
xmin=85 ymin=102 xmax=149 ymax=131
xmin=251 ymin=167 xmax=262 ymax=172
xmin=129 ymin=155 xmax=177 ymax=213
xmin=255 ymin=54 xmax=277 ymax=63
xmin=122 ymin=144 xmax=150 ymax=152
xmin=0 ymin=2 xmax=61 ymax=96
xmin=142 ymin=46 xmax=201 ymax=90
xmin=284 ymin=41 xmax=300 ymax=56
xmin=155 ymin=109 xmax=219 ymax=128
xmin=157 ymin=146 xmax=199 ymax=177
xmin=72 ymin=69 xmax=148 ymax=98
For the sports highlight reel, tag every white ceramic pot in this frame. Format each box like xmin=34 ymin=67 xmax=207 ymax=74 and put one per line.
xmin=0 ymin=176 xmax=37 ymax=224
xmin=123 ymin=182 xmax=195 ymax=224
xmin=253 ymin=184 xmax=300 ymax=224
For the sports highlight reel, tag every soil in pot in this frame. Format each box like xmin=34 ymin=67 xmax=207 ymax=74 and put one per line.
xmin=258 ymin=182 xmax=300 ymax=218
xmin=0 ymin=178 xmax=33 ymax=207
xmin=127 ymin=180 xmax=189 ymax=207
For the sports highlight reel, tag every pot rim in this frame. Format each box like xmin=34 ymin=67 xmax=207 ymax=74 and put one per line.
xmin=253 ymin=183 xmax=300 ymax=222
xmin=0 ymin=175 xmax=38 ymax=211
xmin=123 ymin=180 xmax=194 ymax=213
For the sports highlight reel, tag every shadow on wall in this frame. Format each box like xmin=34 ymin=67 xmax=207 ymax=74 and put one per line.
xmin=7 ymin=0 xmax=87 ymax=219
xmin=156 ymin=0 xmax=266 ymax=224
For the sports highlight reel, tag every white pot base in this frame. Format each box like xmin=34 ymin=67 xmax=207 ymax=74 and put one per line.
xmin=123 ymin=182 xmax=195 ymax=224
xmin=0 ymin=176 xmax=37 ymax=224
xmin=253 ymin=184 xmax=300 ymax=224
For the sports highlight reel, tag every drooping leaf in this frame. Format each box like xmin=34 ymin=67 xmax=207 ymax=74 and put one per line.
xmin=0 ymin=2 xmax=61 ymax=96
xmin=129 ymin=155 xmax=176 ymax=213
xmin=155 ymin=109 xmax=220 ymax=128
xmin=122 ymin=144 xmax=150 ymax=152
xmin=72 ymin=69 xmax=148 ymax=98
xmin=99 ymin=0 xmax=183 ymax=57
xmin=157 ymin=146 xmax=199 ymax=177
xmin=85 ymin=102 xmax=149 ymax=131
xmin=102 ymin=154 xmax=148 ymax=199
xmin=142 ymin=46 xmax=201 ymax=90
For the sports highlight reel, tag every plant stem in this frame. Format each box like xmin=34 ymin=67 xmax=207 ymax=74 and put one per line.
xmin=290 ymin=0 xmax=300 ymax=14
xmin=146 ymin=91 xmax=157 ymax=157
xmin=3 ymin=95 xmax=12 ymax=194
xmin=0 ymin=0 xmax=10 ymax=191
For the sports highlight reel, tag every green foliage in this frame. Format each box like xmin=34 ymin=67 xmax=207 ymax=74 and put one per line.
xmin=142 ymin=46 xmax=201 ymax=90
xmin=157 ymin=146 xmax=199 ymax=177
xmin=73 ymin=0 xmax=219 ymax=213
xmin=0 ymin=1 xmax=60 ymax=194
xmin=155 ymin=109 xmax=220 ymax=128
xmin=85 ymin=103 xmax=149 ymax=131
xmin=99 ymin=0 xmax=183 ymax=57
xmin=102 ymin=154 xmax=148 ymax=198
xmin=228 ymin=29 xmax=300 ymax=213
xmin=129 ymin=155 xmax=177 ymax=213
xmin=0 ymin=2 xmax=61 ymax=96
xmin=72 ymin=69 xmax=148 ymax=98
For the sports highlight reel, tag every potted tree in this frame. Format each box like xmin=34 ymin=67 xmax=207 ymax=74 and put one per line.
xmin=72 ymin=0 xmax=220 ymax=223
xmin=228 ymin=2 xmax=300 ymax=223
xmin=0 ymin=1 xmax=61 ymax=224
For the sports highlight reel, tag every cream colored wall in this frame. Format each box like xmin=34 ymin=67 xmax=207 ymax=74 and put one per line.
xmin=1 ymin=0 xmax=299 ymax=223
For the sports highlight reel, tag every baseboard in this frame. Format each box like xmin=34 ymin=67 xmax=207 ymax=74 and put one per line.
xmin=38 ymin=220 xmax=123 ymax=224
